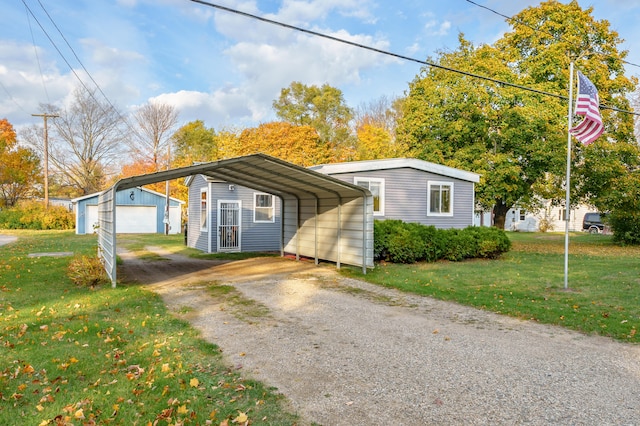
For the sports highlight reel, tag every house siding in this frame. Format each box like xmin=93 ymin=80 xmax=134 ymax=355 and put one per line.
xmin=325 ymin=167 xmax=475 ymax=229
xmin=187 ymin=175 xmax=281 ymax=253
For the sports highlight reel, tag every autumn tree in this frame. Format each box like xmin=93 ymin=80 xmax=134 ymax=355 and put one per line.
xmin=398 ymin=1 xmax=637 ymax=228
xmin=273 ymin=82 xmax=355 ymax=159
xmin=232 ymin=122 xmax=336 ymax=167
xmin=131 ymin=102 xmax=179 ymax=172
xmin=34 ymin=87 xmax=126 ymax=196
xmin=0 ymin=119 xmax=41 ymax=207
xmin=354 ymin=96 xmax=406 ymax=160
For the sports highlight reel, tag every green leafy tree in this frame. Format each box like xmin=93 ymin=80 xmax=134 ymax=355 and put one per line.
xmin=0 ymin=119 xmax=42 ymax=207
xmin=398 ymin=1 xmax=637 ymax=228
xmin=398 ymin=37 xmax=566 ymax=228
xmin=273 ymin=81 xmax=355 ymax=158
xmin=172 ymin=120 xmax=222 ymax=167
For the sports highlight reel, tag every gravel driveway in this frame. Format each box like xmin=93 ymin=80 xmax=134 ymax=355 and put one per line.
xmin=119 ymin=250 xmax=640 ymax=425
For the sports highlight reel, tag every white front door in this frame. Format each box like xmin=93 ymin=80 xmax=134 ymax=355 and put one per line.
xmin=217 ymin=200 xmax=241 ymax=251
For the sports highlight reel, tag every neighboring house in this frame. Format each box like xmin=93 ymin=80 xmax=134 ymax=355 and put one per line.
xmin=184 ymin=175 xmax=282 ymax=253
xmin=310 ymin=158 xmax=481 ymax=229
xmin=49 ymin=197 xmax=73 ymax=211
xmin=504 ymin=203 xmax=594 ymax=232
xmin=72 ymin=187 xmax=184 ymax=234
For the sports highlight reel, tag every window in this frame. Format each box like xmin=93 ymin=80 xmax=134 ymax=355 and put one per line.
xmin=254 ymin=193 xmax=275 ymax=222
xmin=200 ymin=189 xmax=207 ymax=231
xmin=427 ymin=181 xmax=453 ymax=216
xmin=559 ymin=209 xmax=566 ymax=221
xmin=519 ymin=210 xmax=526 ymax=221
xmin=354 ymin=177 xmax=384 ymax=216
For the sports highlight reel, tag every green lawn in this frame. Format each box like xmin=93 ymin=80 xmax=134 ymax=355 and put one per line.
xmin=0 ymin=230 xmax=300 ymax=425
xmin=1 ymin=229 xmax=638 ymax=425
xmin=343 ymin=231 xmax=640 ymax=343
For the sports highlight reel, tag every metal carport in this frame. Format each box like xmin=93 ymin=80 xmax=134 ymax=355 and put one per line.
xmin=97 ymin=154 xmax=374 ymax=287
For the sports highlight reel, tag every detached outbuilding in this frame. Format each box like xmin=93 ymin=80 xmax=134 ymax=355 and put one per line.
xmin=310 ymin=158 xmax=480 ymax=229
xmin=72 ymin=187 xmax=184 ymax=235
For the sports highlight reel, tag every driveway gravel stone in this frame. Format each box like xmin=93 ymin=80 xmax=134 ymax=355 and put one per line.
xmin=119 ymin=251 xmax=640 ymax=425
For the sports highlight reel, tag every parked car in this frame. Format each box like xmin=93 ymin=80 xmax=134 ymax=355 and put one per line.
xmin=582 ymin=212 xmax=605 ymax=233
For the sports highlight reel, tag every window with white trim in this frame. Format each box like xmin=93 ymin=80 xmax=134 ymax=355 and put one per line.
xmin=427 ymin=181 xmax=453 ymax=216
xmin=254 ymin=193 xmax=275 ymax=222
xmin=354 ymin=177 xmax=384 ymax=216
xmin=200 ymin=189 xmax=207 ymax=231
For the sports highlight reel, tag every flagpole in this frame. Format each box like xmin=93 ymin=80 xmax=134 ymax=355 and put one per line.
xmin=564 ymin=61 xmax=575 ymax=290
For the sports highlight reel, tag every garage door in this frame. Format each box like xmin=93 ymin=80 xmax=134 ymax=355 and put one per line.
xmin=86 ymin=205 xmax=157 ymax=234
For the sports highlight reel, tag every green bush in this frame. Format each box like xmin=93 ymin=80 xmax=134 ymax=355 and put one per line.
xmin=67 ymin=254 xmax=109 ymax=287
xmin=442 ymin=228 xmax=477 ymax=261
xmin=387 ymin=226 xmax=427 ymax=263
xmin=373 ymin=220 xmax=511 ymax=264
xmin=0 ymin=201 xmax=74 ymax=230
xmin=609 ymin=211 xmax=640 ymax=245
xmin=374 ymin=219 xmax=405 ymax=260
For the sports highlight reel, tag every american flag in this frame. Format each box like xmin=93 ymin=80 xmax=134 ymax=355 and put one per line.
xmin=569 ymin=71 xmax=604 ymax=145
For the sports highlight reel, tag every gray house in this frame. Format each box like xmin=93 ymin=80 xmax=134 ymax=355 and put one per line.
xmin=185 ymin=157 xmax=479 ymax=257
xmin=184 ymin=175 xmax=282 ymax=253
xmin=310 ymin=158 xmax=480 ymax=229
xmin=72 ymin=187 xmax=184 ymax=235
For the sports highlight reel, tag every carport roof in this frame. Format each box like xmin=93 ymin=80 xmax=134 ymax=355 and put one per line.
xmin=113 ymin=153 xmax=371 ymax=200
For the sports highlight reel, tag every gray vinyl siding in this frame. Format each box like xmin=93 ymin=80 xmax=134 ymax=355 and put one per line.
xmin=187 ymin=175 xmax=209 ymax=252
xmin=187 ymin=175 xmax=281 ymax=253
xmin=326 ymin=167 xmax=474 ymax=229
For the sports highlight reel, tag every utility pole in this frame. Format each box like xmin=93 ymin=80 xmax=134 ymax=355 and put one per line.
xmin=32 ymin=113 xmax=59 ymax=207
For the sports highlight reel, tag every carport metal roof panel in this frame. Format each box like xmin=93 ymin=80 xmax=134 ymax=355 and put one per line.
xmin=115 ymin=153 xmax=371 ymax=200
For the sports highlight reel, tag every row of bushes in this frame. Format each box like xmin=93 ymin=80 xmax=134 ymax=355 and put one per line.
xmin=374 ymin=219 xmax=511 ymax=264
xmin=0 ymin=201 xmax=74 ymax=230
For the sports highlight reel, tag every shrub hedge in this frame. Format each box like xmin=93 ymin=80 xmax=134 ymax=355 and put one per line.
xmin=609 ymin=211 xmax=640 ymax=245
xmin=0 ymin=201 xmax=74 ymax=230
xmin=374 ymin=219 xmax=511 ymax=264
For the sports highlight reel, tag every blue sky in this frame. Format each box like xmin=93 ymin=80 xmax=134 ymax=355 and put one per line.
xmin=2 ymin=0 xmax=639 ymax=131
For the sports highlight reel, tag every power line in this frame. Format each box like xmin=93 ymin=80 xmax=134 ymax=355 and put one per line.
xmin=22 ymin=0 xmax=140 ymax=143
xmin=463 ymin=0 xmax=640 ymax=70
xmin=34 ymin=0 xmax=123 ymax=120
xmin=26 ymin=2 xmax=50 ymax=103
xmin=189 ymin=0 xmax=639 ymax=117
xmin=0 ymin=81 xmax=29 ymax=114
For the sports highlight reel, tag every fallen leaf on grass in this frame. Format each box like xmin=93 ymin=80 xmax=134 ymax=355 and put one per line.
xmin=232 ymin=412 xmax=248 ymax=424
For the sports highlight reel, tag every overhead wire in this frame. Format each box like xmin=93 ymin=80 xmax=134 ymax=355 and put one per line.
xmin=26 ymin=2 xmax=50 ymax=103
xmin=34 ymin=0 xmax=126 ymax=121
xmin=0 ymin=81 xmax=29 ymax=114
xmin=22 ymin=0 xmax=140 ymax=142
xmin=189 ymin=0 xmax=639 ymax=117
